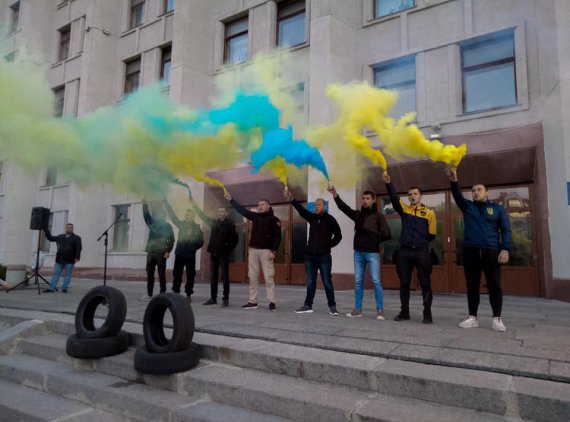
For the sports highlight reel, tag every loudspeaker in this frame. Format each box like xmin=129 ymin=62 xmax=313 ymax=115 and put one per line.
xmin=30 ymin=207 xmax=50 ymax=230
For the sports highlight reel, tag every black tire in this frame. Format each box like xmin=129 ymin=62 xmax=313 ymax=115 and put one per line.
xmin=66 ymin=331 xmax=130 ymax=359
xmin=134 ymin=343 xmax=201 ymax=375
xmin=75 ymin=285 xmax=127 ymax=339
xmin=143 ymin=293 xmax=195 ymax=353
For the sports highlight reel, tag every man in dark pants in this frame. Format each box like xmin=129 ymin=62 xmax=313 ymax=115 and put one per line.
xmin=165 ymin=200 xmax=204 ymax=302
xmin=285 ymin=190 xmax=342 ymax=316
xmin=382 ymin=172 xmax=437 ymax=323
xmin=43 ymin=223 xmax=82 ymax=293
xmin=141 ymin=199 xmax=174 ymax=301
xmin=192 ymin=201 xmax=238 ymax=307
xmin=224 ymin=191 xmax=281 ymax=311
xmin=448 ymin=167 xmax=511 ymax=332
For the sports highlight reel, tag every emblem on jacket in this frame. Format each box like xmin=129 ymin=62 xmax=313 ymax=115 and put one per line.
xmin=486 ymin=207 xmax=494 ymax=215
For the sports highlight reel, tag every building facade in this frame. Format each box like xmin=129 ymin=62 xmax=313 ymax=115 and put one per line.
xmin=1 ymin=0 xmax=569 ymax=301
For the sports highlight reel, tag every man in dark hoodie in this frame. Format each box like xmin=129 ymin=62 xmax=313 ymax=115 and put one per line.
xmin=191 ymin=200 xmax=238 ymax=307
xmin=382 ymin=171 xmax=437 ymax=324
xmin=448 ymin=167 xmax=511 ymax=332
xmin=285 ymin=190 xmax=342 ymax=316
xmin=141 ymin=199 xmax=175 ymax=300
xmin=43 ymin=223 xmax=82 ymax=293
xmin=327 ymin=185 xmax=391 ymax=319
xmin=224 ymin=191 xmax=281 ymax=311
xmin=164 ymin=200 xmax=204 ymax=302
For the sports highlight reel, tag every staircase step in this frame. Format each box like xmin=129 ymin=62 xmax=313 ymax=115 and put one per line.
xmin=0 ymin=378 xmax=122 ymax=421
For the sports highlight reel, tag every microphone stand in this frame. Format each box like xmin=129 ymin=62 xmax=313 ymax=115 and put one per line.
xmin=97 ymin=213 xmax=123 ymax=286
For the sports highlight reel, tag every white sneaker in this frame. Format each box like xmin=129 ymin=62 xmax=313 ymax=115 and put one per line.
xmin=376 ymin=311 xmax=386 ymax=321
xmin=139 ymin=294 xmax=151 ymax=302
xmin=459 ymin=316 xmax=479 ymax=328
xmin=492 ymin=317 xmax=507 ymax=332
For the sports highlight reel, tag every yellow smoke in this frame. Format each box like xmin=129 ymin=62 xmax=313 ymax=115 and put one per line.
xmin=260 ymin=157 xmax=288 ymax=186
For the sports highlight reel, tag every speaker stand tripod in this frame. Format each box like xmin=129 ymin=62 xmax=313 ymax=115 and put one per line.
xmin=6 ymin=230 xmax=50 ymax=294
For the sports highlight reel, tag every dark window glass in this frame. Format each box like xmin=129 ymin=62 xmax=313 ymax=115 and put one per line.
xmin=277 ymin=0 xmax=306 ymax=48
xmin=374 ymin=55 xmax=416 ymax=118
xmin=224 ymin=17 xmax=248 ymax=65
xmin=161 ymin=46 xmax=172 ymax=84
xmin=129 ymin=0 xmax=145 ymax=29
xmin=461 ymin=30 xmax=516 ymax=113
xmin=58 ymin=25 xmax=71 ymax=62
xmin=45 ymin=167 xmax=58 ymax=187
xmin=113 ymin=205 xmax=130 ymax=251
xmin=124 ymin=57 xmax=141 ymax=95
xmin=375 ymin=0 xmax=414 ymax=18
xmin=164 ymin=0 xmax=174 ymax=13
xmin=53 ymin=86 xmax=65 ymax=117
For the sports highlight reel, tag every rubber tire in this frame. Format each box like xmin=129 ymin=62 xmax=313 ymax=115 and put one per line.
xmin=66 ymin=331 xmax=130 ymax=359
xmin=143 ymin=293 xmax=195 ymax=353
xmin=134 ymin=343 xmax=201 ymax=375
xmin=75 ymin=285 xmax=127 ymax=339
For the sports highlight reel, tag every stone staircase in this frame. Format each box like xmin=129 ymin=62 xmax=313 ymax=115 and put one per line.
xmin=0 ymin=315 xmax=569 ymax=421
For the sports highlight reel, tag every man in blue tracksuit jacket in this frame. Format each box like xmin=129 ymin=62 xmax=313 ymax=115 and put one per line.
xmin=448 ymin=168 xmax=511 ymax=332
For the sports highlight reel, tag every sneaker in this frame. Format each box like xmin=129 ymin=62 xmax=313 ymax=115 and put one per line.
xmin=269 ymin=302 xmax=276 ymax=311
xmin=492 ymin=317 xmax=506 ymax=332
xmin=61 ymin=289 xmax=68 ymax=293
xmin=346 ymin=309 xmax=362 ymax=318
xmin=139 ymin=294 xmax=151 ymax=302
xmin=43 ymin=289 xmax=56 ymax=293
xmin=294 ymin=305 xmax=313 ymax=314
xmin=394 ymin=312 xmax=410 ymax=321
xmin=422 ymin=309 xmax=433 ymax=324
xmin=376 ymin=311 xmax=386 ymax=321
xmin=329 ymin=307 xmax=340 ymax=316
xmin=221 ymin=299 xmax=229 ymax=307
xmin=203 ymin=298 xmax=217 ymax=306
xmin=459 ymin=316 xmax=479 ymax=328
xmin=242 ymin=302 xmax=258 ymax=310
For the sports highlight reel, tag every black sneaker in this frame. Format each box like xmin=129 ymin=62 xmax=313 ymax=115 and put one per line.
xmin=269 ymin=302 xmax=276 ymax=312
xmin=43 ymin=289 xmax=56 ymax=293
xmin=394 ymin=312 xmax=410 ymax=321
xmin=423 ymin=309 xmax=433 ymax=324
xmin=294 ymin=305 xmax=313 ymax=314
xmin=221 ymin=299 xmax=229 ymax=307
xmin=329 ymin=307 xmax=340 ymax=316
xmin=203 ymin=298 xmax=217 ymax=306
xmin=61 ymin=289 xmax=68 ymax=293
xmin=242 ymin=302 xmax=258 ymax=309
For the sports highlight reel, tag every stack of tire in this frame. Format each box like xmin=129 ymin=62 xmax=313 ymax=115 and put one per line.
xmin=66 ymin=286 xmax=130 ymax=359
xmin=134 ymin=293 xmax=200 ymax=375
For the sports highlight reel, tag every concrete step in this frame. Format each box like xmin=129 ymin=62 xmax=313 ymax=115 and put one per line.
xmin=0 ymin=378 xmax=122 ymax=422
xmin=18 ymin=330 xmax=570 ymax=421
xmin=0 ymin=353 xmax=289 ymax=422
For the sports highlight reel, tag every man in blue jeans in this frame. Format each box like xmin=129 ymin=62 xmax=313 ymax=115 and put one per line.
xmin=285 ymin=190 xmax=342 ymax=316
xmin=43 ymin=223 xmax=82 ymax=293
xmin=327 ymin=185 xmax=391 ymax=319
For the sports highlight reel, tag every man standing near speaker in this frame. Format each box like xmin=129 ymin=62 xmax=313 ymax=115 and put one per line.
xmin=43 ymin=223 xmax=82 ymax=293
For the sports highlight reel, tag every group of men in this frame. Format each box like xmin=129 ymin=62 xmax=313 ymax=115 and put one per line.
xmin=41 ymin=166 xmax=511 ymax=332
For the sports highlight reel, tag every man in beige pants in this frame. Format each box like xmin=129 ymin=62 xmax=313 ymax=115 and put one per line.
xmin=225 ymin=191 xmax=282 ymax=311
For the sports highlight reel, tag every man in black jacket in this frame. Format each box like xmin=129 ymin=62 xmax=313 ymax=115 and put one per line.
xmin=43 ymin=223 xmax=82 ymax=293
xmin=224 ymin=191 xmax=281 ymax=311
xmin=192 ymin=201 xmax=239 ymax=307
xmin=382 ymin=172 xmax=437 ymax=323
xmin=285 ymin=190 xmax=342 ymax=316
xmin=327 ymin=185 xmax=391 ymax=319
xmin=165 ymin=200 xmax=204 ymax=302
xmin=141 ymin=199 xmax=175 ymax=300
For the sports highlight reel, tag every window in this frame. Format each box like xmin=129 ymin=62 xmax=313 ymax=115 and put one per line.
xmin=374 ymin=0 xmax=414 ymax=18
xmin=113 ymin=205 xmax=130 ymax=251
xmin=9 ymin=1 xmax=19 ymax=33
xmin=374 ymin=55 xmax=416 ymax=118
xmin=124 ymin=57 xmax=141 ymax=95
xmin=53 ymin=86 xmax=65 ymax=117
xmin=164 ymin=0 xmax=174 ymax=13
xmin=277 ymin=0 xmax=306 ymax=48
xmin=224 ymin=16 xmax=248 ymax=65
xmin=45 ymin=167 xmax=58 ymax=186
xmin=160 ymin=45 xmax=171 ymax=85
xmin=461 ymin=29 xmax=516 ymax=113
xmin=58 ymin=25 xmax=71 ymax=62
xmin=129 ymin=0 xmax=145 ymax=29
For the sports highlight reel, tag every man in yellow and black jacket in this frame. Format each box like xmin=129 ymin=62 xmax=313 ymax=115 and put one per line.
xmin=383 ymin=172 xmax=436 ymax=323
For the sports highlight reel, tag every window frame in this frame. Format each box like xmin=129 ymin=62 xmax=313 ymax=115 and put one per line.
xmin=373 ymin=0 xmax=414 ymax=19
xmin=57 ymin=25 xmax=71 ymax=62
xmin=277 ymin=0 xmax=306 ymax=48
xmin=460 ymin=30 xmax=517 ymax=114
xmin=129 ymin=0 xmax=145 ymax=30
xmin=124 ymin=56 xmax=141 ymax=95
xmin=224 ymin=16 xmax=249 ymax=65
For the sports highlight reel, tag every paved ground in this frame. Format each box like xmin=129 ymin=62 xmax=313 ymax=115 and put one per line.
xmin=1 ymin=278 xmax=570 ymax=382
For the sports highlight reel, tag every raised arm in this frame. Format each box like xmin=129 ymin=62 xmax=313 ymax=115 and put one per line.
xmin=385 ymin=179 xmax=404 ymax=216
xmin=142 ymin=199 xmax=154 ymax=226
xmin=164 ymin=200 xmax=182 ymax=227
xmin=291 ymin=199 xmax=315 ymax=223
xmin=43 ymin=228 xmax=57 ymax=242
xmin=191 ymin=202 xmax=215 ymax=227
xmin=333 ymin=195 xmax=357 ymax=221
xmin=229 ymin=199 xmax=257 ymax=221
xmin=448 ymin=168 xmax=468 ymax=212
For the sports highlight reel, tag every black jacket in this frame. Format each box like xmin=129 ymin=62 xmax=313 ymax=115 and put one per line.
xmin=193 ymin=205 xmax=239 ymax=257
xmin=334 ymin=195 xmax=391 ymax=253
xmin=143 ymin=201 xmax=175 ymax=255
xmin=45 ymin=230 xmax=82 ymax=264
xmin=230 ymin=199 xmax=281 ymax=252
xmin=165 ymin=202 xmax=204 ymax=257
xmin=291 ymin=199 xmax=342 ymax=255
